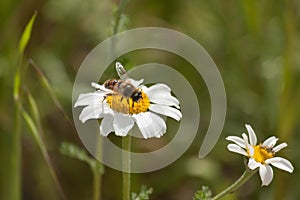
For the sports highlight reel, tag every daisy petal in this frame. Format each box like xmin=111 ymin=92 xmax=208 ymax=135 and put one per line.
xmin=133 ymin=112 xmax=166 ymax=139
xmin=145 ymin=84 xmax=180 ymax=108
xmin=100 ymin=114 xmax=114 ymax=136
xmin=242 ymin=133 xmax=251 ymax=150
xmin=113 ymin=113 xmax=134 ymax=136
xmin=259 ymin=165 xmax=273 ymax=186
xmin=149 ymin=104 xmax=182 ymax=121
xmin=226 ymin=136 xmax=246 ymax=149
xmin=248 ymin=145 xmax=255 ymax=157
xmin=91 ymin=82 xmax=111 ymax=92
xmin=248 ymin=158 xmax=261 ymax=170
xmin=79 ymin=104 xmax=107 ymax=123
xmin=227 ymin=144 xmax=248 ymax=156
xmin=74 ymin=92 xmax=106 ymax=107
xmin=272 ymin=142 xmax=287 ymax=153
xmin=262 ymin=136 xmax=278 ymax=148
xmin=266 ymin=157 xmax=294 ymax=173
xmin=129 ymin=78 xmax=144 ymax=87
xmin=246 ymin=124 xmax=257 ymax=145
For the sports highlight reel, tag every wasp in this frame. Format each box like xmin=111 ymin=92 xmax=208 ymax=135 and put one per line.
xmin=100 ymin=62 xmax=143 ymax=107
xmin=103 ymin=78 xmax=143 ymax=103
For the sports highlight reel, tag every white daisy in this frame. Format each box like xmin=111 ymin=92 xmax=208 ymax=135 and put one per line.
xmin=226 ymin=124 xmax=294 ymax=186
xmin=74 ymin=62 xmax=182 ymax=139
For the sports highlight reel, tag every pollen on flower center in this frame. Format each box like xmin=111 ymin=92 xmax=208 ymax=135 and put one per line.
xmin=105 ymin=92 xmax=150 ymax=114
xmin=251 ymin=145 xmax=274 ymax=164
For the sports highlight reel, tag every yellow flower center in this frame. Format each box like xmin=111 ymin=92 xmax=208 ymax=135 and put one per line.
xmin=249 ymin=144 xmax=274 ymax=164
xmin=105 ymin=92 xmax=150 ymax=114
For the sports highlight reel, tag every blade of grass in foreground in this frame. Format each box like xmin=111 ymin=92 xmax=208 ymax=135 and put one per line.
xmin=28 ymin=58 xmax=76 ymax=133
xmin=7 ymin=11 xmax=37 ymax=200
xmin=21 ymin=106 xmax=66 ymax=200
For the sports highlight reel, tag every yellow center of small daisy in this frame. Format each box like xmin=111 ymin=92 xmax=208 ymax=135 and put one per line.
xmin=105 ymin=92 xmax=150 ymax=114
xmin=248 ymin=145 xmax=274 ymax=164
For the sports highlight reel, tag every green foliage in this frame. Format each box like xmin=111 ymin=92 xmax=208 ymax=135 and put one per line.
xmin=193 ymin=186 xmax=212 ymax=200
xmin=60 ymin=142 xmax=104 ymax=175
xmin=8 ymin=11 xmax=38 ymax=200
xmin=111 ymin=0 xmax=129 ymax=34
xmin=18 ymin=11 xmax=37 ymax=54
xmin=131 ymin=185 xmax=153 ymax=200
xmin=26 ymin=89 xmax=41 ymax=127
xmin=13 ymin=71 xmax=20 ymax=101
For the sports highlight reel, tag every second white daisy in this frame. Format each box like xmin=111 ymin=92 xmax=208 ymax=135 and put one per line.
xmin=226 ymin=124 xmax=294 ymax=186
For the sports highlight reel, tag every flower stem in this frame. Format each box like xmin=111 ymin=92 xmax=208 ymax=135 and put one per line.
xmin=212 ymin=169 xmax=257 ymax=200
xmin=93 ymin=136 xmax=103 ymax=200
xmin=122 ymin=135 xmax=131 ymax=200
xmin=113 ymin=0 xmax=128 ymax=34
xmin=93 ymin=167 xmax=101 ymax=200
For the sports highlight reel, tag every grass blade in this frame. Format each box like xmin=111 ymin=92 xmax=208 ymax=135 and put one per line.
xmin=18 ymin=11 xmax=37 ymax=54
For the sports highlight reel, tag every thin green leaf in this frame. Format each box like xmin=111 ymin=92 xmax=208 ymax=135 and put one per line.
xmin=26 ymin=89 xmax=41 ymax=127
xmin=60 ymin=142 xmax=91 ymax=163
xmin=28 ymin=59 xmax=75 ymax=131
xmin=18 ymin=11 xmax=37 ymax=54
xmin=13 ymin=70 xmax=21 ymax=101
xmin=21 ymin=108 xmax=66 ymax=200
xmin=21 ymin=108 xmax=43 ymax=148
xmin=60 ymin=142 xmax=104 ymax=175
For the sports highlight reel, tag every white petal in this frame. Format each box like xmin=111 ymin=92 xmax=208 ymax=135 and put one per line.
xmin=266 ymin=157 xmax=294 ymax=173
xmin=272 ymin=142 xmax=287 ymax=153
xmin=100 ymin=114 xmax=114 ymax=136
xmin=146 ymin=83 xmax=171 ymax=93
xmin=129 ymin=79 xmax=144 ymax=87
xmin=74 ymin=92 xmax=106 ymax=107
xmin=149 ymin=104 xmax=182 ymax=121
xmin=248 ymin=145 xmax=255 ymax=157
xmin=91 ymin=82 xmax=111 ymax=92
xmin=262 ymin=136 xmax=278 ymax=148
xmin=133 ymin=112 xmax=166 ymax=139
xmin=91 ymin=82 xmax=102 ymax=89
xmin=259 ymin=165 xmax=273 ymax=186
xmin=226 ymin=136 xmax=246 ymax=149
xmin=113 ymin=113 xmax=134 ymax=136
xmin=245 ymin=124 xmax=257 ymax=145
xmin=242 ymin=133 xmax=251 ymax=150
xmin=227 ymin=144 xmax=248 ymax=156
xmin=79 ymin=104 xmax=108 ymax=123
xmin=144 ymin=84 xmax=180 ymax=108
xmin=242 ymin=133 xmax=249 ymax=143
xmin=248 ymin=158 xmax=261 ymax=170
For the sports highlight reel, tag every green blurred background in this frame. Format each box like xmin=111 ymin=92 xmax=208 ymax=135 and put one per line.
xmin=1 ymin=0 xmax=300 ymax=199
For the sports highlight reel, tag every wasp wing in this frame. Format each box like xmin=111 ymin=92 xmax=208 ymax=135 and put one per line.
xmin=115 ymin=62 xmax=144 ymax=86
xmin=116 ymin=62 xmax=129 ymax=80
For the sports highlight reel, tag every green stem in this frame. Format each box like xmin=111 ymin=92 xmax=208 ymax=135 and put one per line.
xmin=9 ymin=54 xmax=23 ymax=200
xmin=93 ymin=136 xmax=103 ymax=200
xmin=212 ymin=169 xmax=257 ymax=200
xmin=10 ymin=103 xmax=22 ymax=200
xmin=122 ymin=135 xmax=131 ymax=200
xmin=110 ymin=0 xmax=128 ymax=60
xmin=113 ymin=0 xmax=128 ymax=35
xmin=93 ymin=168 xmax=101 ymax=200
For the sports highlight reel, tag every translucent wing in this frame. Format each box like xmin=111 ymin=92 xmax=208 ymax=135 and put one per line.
xmin=115 ymin=62 xmax=144 ymax=86
xmin=116 ymin=62 xmax=129 ymax=80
